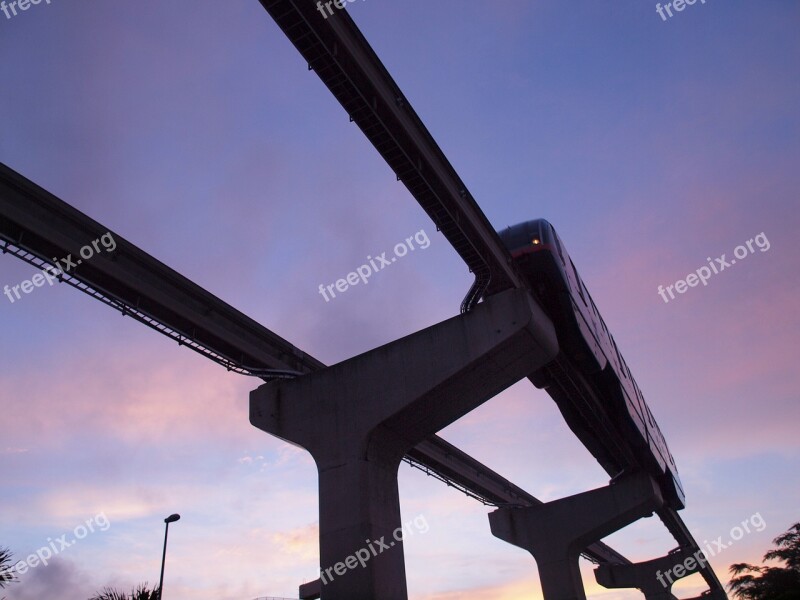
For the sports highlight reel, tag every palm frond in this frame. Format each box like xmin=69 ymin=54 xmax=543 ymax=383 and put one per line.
xmin=0 ymin=548 xmax=17 ymax=590
xmin=89 ymin=583 xmax=160 ymax=600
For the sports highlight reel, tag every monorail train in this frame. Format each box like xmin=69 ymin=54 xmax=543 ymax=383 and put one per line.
xmin=494 ymin=219 xmax=685 ymax=510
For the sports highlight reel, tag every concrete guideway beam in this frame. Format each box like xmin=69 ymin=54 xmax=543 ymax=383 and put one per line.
xmin=250 ymin=288 xmax=558 ymax=600
xmin=595 ymin=546 xmax=711 ymax=600
xmin=489 ymin=473 xmax=665 ymax=600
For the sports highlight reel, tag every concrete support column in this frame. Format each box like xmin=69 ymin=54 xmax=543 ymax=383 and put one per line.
xmin=595 ymin=546 xmax=710 ymax=599
xmin=489 ymin=473 xmax=665 ymax=600
xmin=251 ymin=289 xmax=558 ymax=600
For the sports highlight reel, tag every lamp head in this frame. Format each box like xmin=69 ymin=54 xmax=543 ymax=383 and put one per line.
xmin=164 ymin=514 xmax=181 ymax=524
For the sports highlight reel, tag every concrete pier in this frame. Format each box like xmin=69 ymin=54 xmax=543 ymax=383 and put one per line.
xmin=489 ymin=473 xmax=665 ymax=600
xmin=299 ymin=579 xmax=321 ymax=599
xmin=251 ymin=289 xmax=558 ymax=599
xmin=595 ymin=546 xmax=710 ymax=599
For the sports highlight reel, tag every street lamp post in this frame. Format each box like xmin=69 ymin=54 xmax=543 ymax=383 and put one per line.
xmin=158 ymin=514 xmax=180 ymax=599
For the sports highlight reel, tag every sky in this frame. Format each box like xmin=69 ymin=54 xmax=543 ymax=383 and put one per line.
xmin=0 ymin=1 xmax=798 ymax=599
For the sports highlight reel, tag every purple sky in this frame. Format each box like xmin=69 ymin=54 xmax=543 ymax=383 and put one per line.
xmin=1 ymin=1 xmax=798 ymax=599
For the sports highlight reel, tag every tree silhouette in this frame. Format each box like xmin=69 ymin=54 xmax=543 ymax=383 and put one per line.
xmin=0 ymin=547 xmax=18 ymax=600
xmin=729 ymin=522 xmax=800 ymax=600
xmin=89 ymin=583 xmax=160 ymax=600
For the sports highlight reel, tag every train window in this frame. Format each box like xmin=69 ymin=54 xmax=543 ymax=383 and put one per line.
xmin=599 ymin=317 xmax=609 ymax=338
xmin=584 ymin=283 xmax=599 ymax=317
xmin=586 ymin=293 xmax=594 ymax=314
xmin=634 ymin=382 xmax=646 ymax=412
xmin=616 ymin=347 xmax=626 ymax=378
xmin=570 ymin=260 xmax=587 ymax=304
xmin=550 ymin=224 xmax=565 ymax=263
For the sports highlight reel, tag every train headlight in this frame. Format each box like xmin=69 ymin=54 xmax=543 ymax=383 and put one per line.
xmin=531 ymin=238 xmax=541 ymax=246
